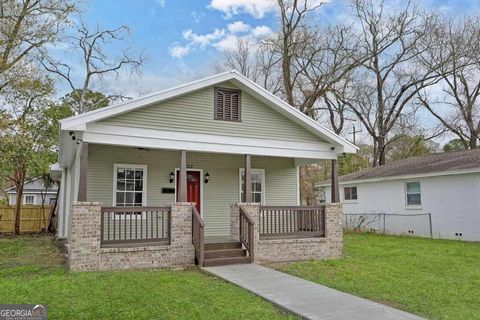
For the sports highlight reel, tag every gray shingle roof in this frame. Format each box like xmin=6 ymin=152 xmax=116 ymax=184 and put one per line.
xmin=337 ymin=148 xmax=480 ymax=183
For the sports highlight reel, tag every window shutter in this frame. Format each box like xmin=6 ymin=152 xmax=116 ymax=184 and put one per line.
xmin=214 ymin=87 xmax=241 ymax=121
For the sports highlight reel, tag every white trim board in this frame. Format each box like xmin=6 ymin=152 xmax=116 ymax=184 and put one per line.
xmin=239 ymin=168 xmax=266 ymax=205
xmin=23 ymin=195 xmax=36 ymax=205
xmin=60 ymin=70 xmax=357 ymax=153
xmin=82 ymin=131 xmax=338 ymax=160
xmin=6 ymin=191 xmax=58 ymax=195
xmin=112 ymin=164 xmax=148 ymax=207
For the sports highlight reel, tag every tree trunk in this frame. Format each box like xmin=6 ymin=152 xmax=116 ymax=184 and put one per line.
xmin=469 ymin=136 xmax=478 ymax=149
xmin=373 ymin=136 xmax=387 ymax=167
xmin=13 ymin=171 xmax=26 ymax=235
xmin=48 ymin=182 xmax=61 ymax=233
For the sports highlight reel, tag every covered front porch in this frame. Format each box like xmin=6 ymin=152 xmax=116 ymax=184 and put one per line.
xmin=65 ymin=142 xmax=342 ymax=270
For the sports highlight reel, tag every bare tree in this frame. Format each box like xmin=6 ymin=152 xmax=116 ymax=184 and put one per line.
xmin=343 ymin=0 xmax=450 ymax=166
xmin=296 ymin=24 xmax=366 ymax=121
xmin=260 ymin=2 xmax=367 ymax=135
xmin=41 ymin=21 xmax=144 ymax=114
xmin=418 ymin=16 xmax=480 ymax=149
xmin=274 ymin=0 xmax=325 ymax=107
xmin=213 ymin=38 xmax=282 ymax=94
xmin=0 ymin=0 xmax=75 ymax=93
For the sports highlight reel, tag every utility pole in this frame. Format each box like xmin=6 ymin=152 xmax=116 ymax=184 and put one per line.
xmin=349 ymin=125 xmax=362 ymax=145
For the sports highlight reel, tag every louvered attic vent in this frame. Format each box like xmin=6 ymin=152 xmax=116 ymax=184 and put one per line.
xmin=214 ymin=87 xmax=241 ymax=121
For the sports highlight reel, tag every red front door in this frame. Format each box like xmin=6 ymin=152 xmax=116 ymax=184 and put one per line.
xmin=177 ymin=171 xmax=201 ymax=214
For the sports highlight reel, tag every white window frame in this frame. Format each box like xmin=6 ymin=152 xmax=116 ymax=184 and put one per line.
xmin=404 ymin=180 xmax=421 ymax=209
xmin=239 ymin=168 xmax=266 ymax=204
xmin=113 ymin=164 xmax=148 ymax=207
xmin=343 ymin=186 xmax=358 ymax=203
xmin=23 ymin=195 xmax=35 ymax=205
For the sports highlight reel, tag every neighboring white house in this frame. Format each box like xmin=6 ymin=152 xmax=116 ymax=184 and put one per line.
xmin=5 ymin=178 xmax=58 ymax=206
xmin=320 ymin=149 xmax=480 ymax=241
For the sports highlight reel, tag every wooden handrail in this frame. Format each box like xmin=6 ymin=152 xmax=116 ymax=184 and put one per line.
xmin=259 ymin=205 xmax=325 ymax=239
xmin=239 ymin=206 xmax=255 ymax=262
xmin=260 ymin=205 xmax=325 ymax=210
xmin=100 ymin=206 xmax=171 ymax=247
xmin=191 ymin=206 xmax=205 ymax=266
xmin=102 ymin=206 xmax=171 ymax=212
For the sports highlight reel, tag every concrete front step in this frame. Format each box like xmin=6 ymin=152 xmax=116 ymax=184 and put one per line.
xmin=203 ymin=256 xmax=251 ymax=267
xmin=204 ymin=248 xmax=247 ymax=259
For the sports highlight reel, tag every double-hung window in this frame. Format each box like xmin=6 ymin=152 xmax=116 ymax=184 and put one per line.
xmin=114 ymin=164 xmax=147 ymax=207
xmin=24 ymin=195 xmax=35 ymax=205
xmin=405 ymin=181 xmax=421 ymax=206
xmin=239 ymin=169 xmax=265 ymax=203
xmin=344 ymin=186 xmax=358 ymax=201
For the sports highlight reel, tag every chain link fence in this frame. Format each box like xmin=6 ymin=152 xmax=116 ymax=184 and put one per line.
xmin=343 ymin=213 xmax=433 ymax=238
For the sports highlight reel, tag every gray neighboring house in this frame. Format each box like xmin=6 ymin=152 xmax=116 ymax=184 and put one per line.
xmin=320 ymin=149 xmax=480 ymax=241
xmin=5 ymin=178 xmax=58 ymax=206
xmin=50 ymin=70 xmax=355 ymax=271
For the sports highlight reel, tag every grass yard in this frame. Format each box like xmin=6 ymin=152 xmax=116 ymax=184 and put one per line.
xmin=278 ymin=233 xmax=480 ymax=320
xmin=0 ymin=235 xmax=293 ymax=320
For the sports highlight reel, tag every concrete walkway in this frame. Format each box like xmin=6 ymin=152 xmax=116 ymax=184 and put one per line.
xmin=203 ymin=264 xmax=424 ymax=320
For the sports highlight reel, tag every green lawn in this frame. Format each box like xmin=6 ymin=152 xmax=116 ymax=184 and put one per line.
xmin=0 ymin=235 xmax=293 ymax=320
xmin=278 ymin=233 xmax=480 ymax=320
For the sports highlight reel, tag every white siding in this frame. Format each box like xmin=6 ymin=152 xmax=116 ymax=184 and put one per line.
xmin=326 ymin=173 xmax=480 ymax=241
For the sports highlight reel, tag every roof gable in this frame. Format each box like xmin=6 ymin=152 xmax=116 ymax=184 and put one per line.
xmin=99 ymin=81 xmax=325 ymax=143
xmin=60 ymin=70 xmax=357 ymax=153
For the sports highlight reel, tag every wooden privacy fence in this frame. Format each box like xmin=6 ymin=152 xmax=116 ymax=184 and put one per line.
xmin=0 ymin=205 xmax=51 ymax=233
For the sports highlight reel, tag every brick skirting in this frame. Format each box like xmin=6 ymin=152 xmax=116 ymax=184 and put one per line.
xmin=67 ymin=202 xmax=195 ymax=271
xmin=230 ymin=203 xmax=343 ymax=263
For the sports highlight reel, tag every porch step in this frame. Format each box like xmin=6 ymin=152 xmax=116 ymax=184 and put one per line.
xmin=203 ymin=256 xmax=251 ymax=267
xmin=204 ymin=248 xmax=247 ymax=259
xmin=204 ymin=242 xmax=242 ymax=251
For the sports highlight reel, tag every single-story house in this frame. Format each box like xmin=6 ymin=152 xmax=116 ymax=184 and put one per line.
xmin=50 ymin=70 xmax=355 ymax=271
xmin=320 ymin=149 xmax=480 ymax=241
xmin=5 ymin=178 xmax=58 ymax=206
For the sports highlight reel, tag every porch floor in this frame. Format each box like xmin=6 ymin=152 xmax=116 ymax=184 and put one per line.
xmin=202 ymin=264 xmax=424 ymax=320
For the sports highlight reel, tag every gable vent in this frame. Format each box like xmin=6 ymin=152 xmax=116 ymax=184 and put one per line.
xmin=214 ymin=87 xmax=241 ymax=121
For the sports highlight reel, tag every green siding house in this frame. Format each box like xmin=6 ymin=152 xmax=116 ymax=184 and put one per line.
xmin=51 ymin=70 xmax=356 ymax=271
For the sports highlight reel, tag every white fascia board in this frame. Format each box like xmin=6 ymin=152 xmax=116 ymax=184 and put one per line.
xmin=59 ymin=70 xmax=357 ymax=153
xmin=316 ymin=168 xmax=480 ymax=186
xmin=7 ymin=191 xmax=58 ymax=195
xmin=228 ymin=75 xmax=358 ymax=153
xmin=83 ymin=124 xmax=338 ymax=160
